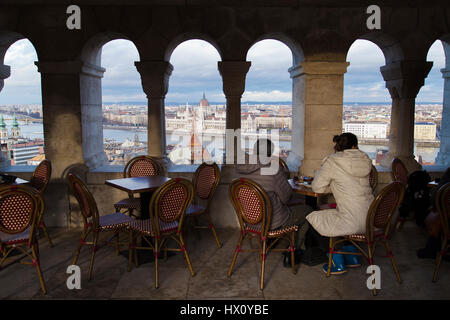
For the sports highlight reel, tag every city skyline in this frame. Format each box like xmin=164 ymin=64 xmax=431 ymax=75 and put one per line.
xmin=0 ymin=39 xmax=446 ymax=105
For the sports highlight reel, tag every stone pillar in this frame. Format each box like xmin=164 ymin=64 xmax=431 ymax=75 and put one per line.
xmin=435 ymin=67 xmax=450 ymax=166
xmin=218 ymin=61 xmax=251 ymax=163
xmin=299 ymin=61 xmax=349 ymax=176
xmin=36 ymin=60 xmax=108 ymax=178
xmin=286 ymin=64 xmax=304 ymax=172
xmin=0 ymin=64 xmax=11 ymax=167
xmin=380 ymin=61 xmax=432 ymax=172
xmin=135 ymin=61 xmax=173 ymax=163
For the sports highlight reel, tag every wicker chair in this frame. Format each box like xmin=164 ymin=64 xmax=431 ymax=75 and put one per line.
xmin=432 ymin=182 xmax=450 ymax=283
xmin=68 ymin=173 xmax=134 ymax=280
xmin=114 ymin=155 xmax=164 ymax=217
xmin=391 ymin=157 xmax=410 ymax=231
xmin=369 ymin=164 xmax=378 ymax=193
xmin=29 ymin=159 xmax=53 ymax=247
xmin=326 ymin=181 xmax=405 ymax=296
xmin=228 ymin=178 xmax=298 ymax=290
xmin=127 ymin=178 xmax=195 ymax=288
xmin=185 ymin=162 xmax=222 ymax=248
xmin=0 ymin=185 xmax=47 ymax=294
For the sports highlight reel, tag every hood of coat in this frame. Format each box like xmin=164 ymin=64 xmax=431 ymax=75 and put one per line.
xmin=327 ymin=149 xmax=372 ymax=178
xmin=235 ymin=154 xmax=278 ymax=175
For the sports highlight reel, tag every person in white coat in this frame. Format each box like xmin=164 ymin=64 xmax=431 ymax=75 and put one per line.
xmin=306 ymin=132 xmax=374 ymax=274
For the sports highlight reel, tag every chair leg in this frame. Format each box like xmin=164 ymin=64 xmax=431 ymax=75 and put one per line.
xmin=384 ymin=240 xmax=402 ymax=284
xmin=432 ymin=237 xmax=447 ymax=283
xmin=128 ymin=230 xmax=133 ymax=272
xmin=205 ymin=212 xmax=221 ymax=248
xmin=40 ymin=222 xmax=54 ymax=248
xmin=32 ymin=243 xmax=47 ymax=294
xmin=326 ymin=237 xmax=333 ymax=278
xmin=260 ymin=239 xmax=267 ymax=290
xmin=179 ymin=233 xmax=195 ymax=277
xmin=290 ymin=232 xmax=296 ymax=275
xmin=72 ymin=229 xmax=86 ymax=265
xmin=228 ymin=233 xmax=244 ymax=277
xmin=155 ymin=238 xmax=159 ymax=289
xmin=367 ymin=242 xmax=377 ymax=296
xmin=88 ymin=232 xmax=99 ymax=281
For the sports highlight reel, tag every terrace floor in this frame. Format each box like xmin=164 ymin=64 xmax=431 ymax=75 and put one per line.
xmin=1 ymin=222 xmax=449 ymax=300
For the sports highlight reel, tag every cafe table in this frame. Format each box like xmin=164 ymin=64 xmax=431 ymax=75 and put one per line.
xmin=0 ymin=177 xmax=29 ymax=186
xmin=288 ymin=178 xmax=329 ymax=210
xmin=105 ymin=175 xmax=171 ymax=219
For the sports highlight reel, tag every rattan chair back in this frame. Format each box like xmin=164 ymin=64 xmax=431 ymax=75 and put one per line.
xmin=435 ymin=182 xmax=450 ymax=240
xmin=391 ymin=158 xmax=408 ymax=186
xmin=150 ymin=178 xmax=193 ymax=235
xmin=68 ymin=173 xmax=99 ymax=228
xmin=0 ymin=185 xmax=40 ymax=243
xmin=192 ymin=162 xmax=220 ymax=201
xmin=30 ymin=160 xmax=52 ymax=194
xmin=124 ymin=155 xmax=163 ymax=178
xmin=228 ymin=178 xmax=272 ymax=237
xmin=366 ymin=181 xmax=405 ymax=240
xmin=369 ymin=164 xmax=378 ymax=192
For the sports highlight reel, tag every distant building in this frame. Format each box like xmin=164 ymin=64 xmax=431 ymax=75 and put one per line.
xmin=27 ymin=153 xmax=45 ymax=165
xmin=414 ymin=122 xmax=436 ymax=140
xmin=9 ymin=140 xmax=44 ymax=166
xmin=344 ymin=122 xmax=387 ymax=139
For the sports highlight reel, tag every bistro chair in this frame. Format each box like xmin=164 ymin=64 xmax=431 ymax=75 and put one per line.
xmin=185 ymin=162 xmax=222 ymax=248
xmin=326 ymin=181 xmax=405 ymax=296
xmin=30 ymin=159 xmax=53 ymax=247
xmin=68 ymin=173 xmax=134 ymax=280
xmin=127 ymin=178 xmax=195 ymax=289
xmin=0 ymin=185 xmax=47 ymax=294
xmin=432 ymin=182 xmax=450 ymax=283
xmin=369 ymin=164 xmax=378 ymax=193
xmin=114 ymin=155 xmax=164 ymax=218
xmin=391 ymin=157 xmax=410 ymax=231
xmin=228 ymin=178 xmax=298 ymax=290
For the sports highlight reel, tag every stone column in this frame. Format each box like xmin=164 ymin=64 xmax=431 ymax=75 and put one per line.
xmin=36 ymin=60 xmax=108 ymax=178
xmin=286 ymin=64 xmax=304 ymax=172
xmin=135 ymin=61 xmax=173 ymax=164
xmin=0 ymin=64 xmax=11 ymax=167
xmin=435 ymin=67 xmax=450 ymax=166
xmin=299 ymin=61 xmax=349 ymax=176
xmin=380 ymin=61 xmax=432 ymax=172
xmin=218 ymin=61 xmax=251 ymax=163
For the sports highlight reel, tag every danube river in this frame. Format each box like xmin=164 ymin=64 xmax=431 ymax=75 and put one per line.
xmin=3 ymin=117 xmax=441 ymax=163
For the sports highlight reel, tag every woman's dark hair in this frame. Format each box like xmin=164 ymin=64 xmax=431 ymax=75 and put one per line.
xmin=333 ymin=132 xmax=358 ymax=152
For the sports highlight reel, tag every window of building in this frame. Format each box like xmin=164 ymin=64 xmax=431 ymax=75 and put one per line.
xmin=0 ymin=39 xmax=45 ymax=166
xmin=100 ymin=39 xmax=144 ymax=165
xmin=344 ymin=39 xmax=391 ymax=165
xmin=165 ymin=39 xmax=223 ymax=166
xmin=244 ymin=39 xmax=293 ymax=160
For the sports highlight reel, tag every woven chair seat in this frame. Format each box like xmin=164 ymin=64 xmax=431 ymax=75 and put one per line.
xmin=98 ymin=213 xmax=134 ymax=231
xmin=114 ymin=198 xmax=141 ymax=210
xmin=128 ymin=219 xmax=179 ymax=236
xmin=0 ymin=227 xmax=32 ymax=245
xmin=245 ymin=225 xmax=298 ymax=237
xmin=186 ymin=204 xmax=205 ymax=215
xmin=287 ymin=197 xmax=306 ymax=207
xmin=345 ymin=229 xmax=384 ymax=241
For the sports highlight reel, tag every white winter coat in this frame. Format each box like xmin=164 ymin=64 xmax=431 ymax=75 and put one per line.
xmin=306 ymin=149 xmax=374 ymax=237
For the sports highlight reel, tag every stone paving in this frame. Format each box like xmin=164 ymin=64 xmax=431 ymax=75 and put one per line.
xmin=1 ymin=222 xmax=449 ymax=300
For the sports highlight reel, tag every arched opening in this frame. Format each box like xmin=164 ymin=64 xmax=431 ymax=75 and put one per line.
xmin=421 ymin=39 xmax=448 ymax=166
xmin=244 ymin=39 xmax=293 ymax=162
xmin=0 ymin=37 xmax=45 ymax=166
xmin=100 ymin=39 xmax=144 ymax=165
xmin=344 ymin=39 xmax=391 ymax=165
xmin=165 ymin=39 xmax=223 ymax=166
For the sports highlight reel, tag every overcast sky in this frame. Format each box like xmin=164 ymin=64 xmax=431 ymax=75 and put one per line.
xmin=0 ymin=38 xmax=445 ymax=105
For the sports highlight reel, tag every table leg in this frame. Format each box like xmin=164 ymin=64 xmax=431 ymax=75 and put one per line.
xmin=139 ymin=192 xmax=152 ymax=220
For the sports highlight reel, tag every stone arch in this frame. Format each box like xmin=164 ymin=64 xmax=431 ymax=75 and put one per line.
xmin=348 ymin=31 xmax=404 ymax=64
xmin=164 ymin=33 xmax=223 ymax=62
xmin=79 ymin=32 xmax=141 ymax=66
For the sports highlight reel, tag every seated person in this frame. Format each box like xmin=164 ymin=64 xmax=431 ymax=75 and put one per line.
xmin=306 ymin=133 xmax=374 ymax=274
xmin=234 ymin=138 xmax=313 ymax=265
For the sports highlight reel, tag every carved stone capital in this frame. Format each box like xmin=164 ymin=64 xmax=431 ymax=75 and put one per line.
xmin=134 ymin=61 xmax=173 ymax=99
xmin=218 ymin=61 xmax=251 ymax=98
